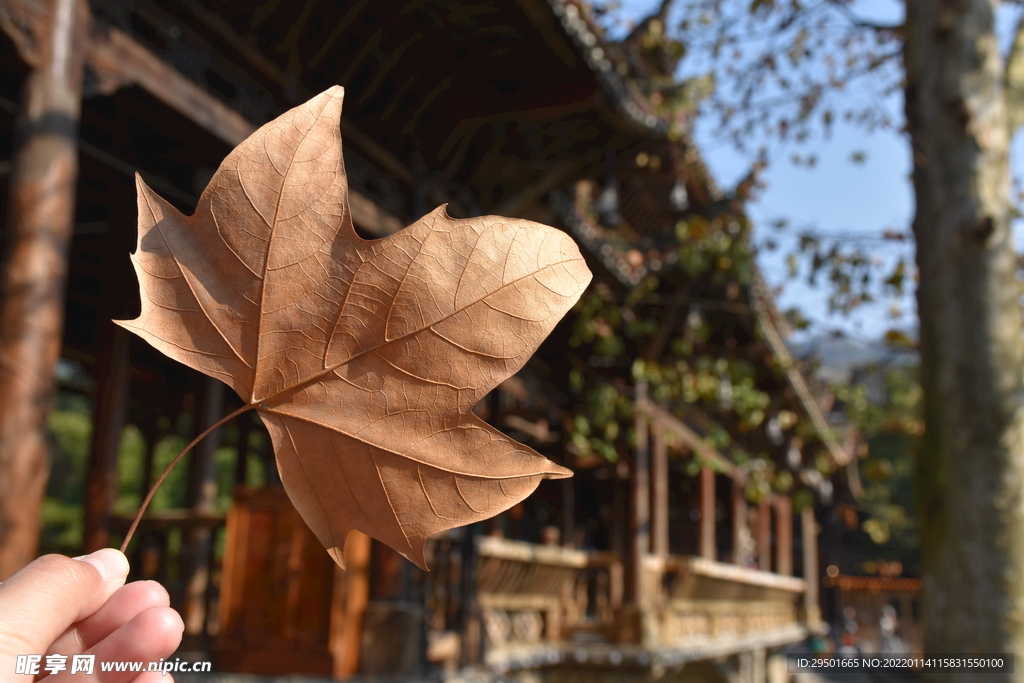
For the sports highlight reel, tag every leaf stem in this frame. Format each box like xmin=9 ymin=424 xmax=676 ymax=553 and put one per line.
xmin=119 ymin=402 xmax=256 ymax=554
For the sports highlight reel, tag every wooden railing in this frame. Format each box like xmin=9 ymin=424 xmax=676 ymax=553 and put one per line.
xmin=111 ymin=509 xmax=227 ymax=644
xmin=114 ymin=516 xmax=808 ymax=666
xmin=651 ymin=555 xmax=807 ymax=647
xmin=569 ymin=551 xmax=624 ymax=638
xmin=659 ymin=555 xmax=807 ymax=602
xmin=473 ymin=538 xmax=808 ymax=664
xmin=476 ymin=536 xmax=588 ymax=648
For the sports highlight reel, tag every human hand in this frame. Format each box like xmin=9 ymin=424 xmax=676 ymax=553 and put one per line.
xmin=0 ymin=549 xmax=183 ymax=682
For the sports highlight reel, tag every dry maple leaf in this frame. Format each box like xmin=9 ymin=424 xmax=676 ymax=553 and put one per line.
xmin=116 ymin=87 xmax=592 ymax=569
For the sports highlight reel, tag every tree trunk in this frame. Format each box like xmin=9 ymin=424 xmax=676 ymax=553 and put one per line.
xmin=0 ymin=0 xmax=87 ymax=579
xmin=905 ymin=0 xmax=1024 ymax=670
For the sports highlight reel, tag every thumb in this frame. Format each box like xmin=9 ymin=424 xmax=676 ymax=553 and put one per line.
xmin=0 ymin=550 xmax=129 ymax=669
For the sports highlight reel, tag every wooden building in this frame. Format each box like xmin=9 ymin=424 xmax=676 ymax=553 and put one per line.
xmin=0 ymin=0 xmax=854 ymax=680
xmin=824 ymin=574 xmax=922 ymax=654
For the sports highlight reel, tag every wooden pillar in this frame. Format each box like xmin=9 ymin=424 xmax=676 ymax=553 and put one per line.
xmin=370 ymin=541 xmax=405 ymax=599
xmin=329 ymin=531 xmax=372 ymax=678
xmin=753 ymin=647 xmax=767 ymax=683
xmin=0 ymin=0 xmax=88 ymax=579
xmin=774 ymin=496 xmax=793 ymax=576
xmin=461 ymin=524 xmax=485 ymax=666
xmin=801 ymin=506 xmax=821 ymax=623
xmin=611 ymin=465 xmax=626 ymax=557
xmin=82 ymin=327 xmax=130 ymax=551
xmin=132 ymin=413 xmax=161 ymax=579
xmin=82 ymin=172 xmax=136 ymax=553
xmin=187 ymin=376 xmax=224 ymax=512
xmin=182 ymin=375 xmax=224 ymax=636
xmin=628 ymin=383 xmax=650 ymax=603
xmin=651 ymin=419 xmax=668 ymax=558
xmin=699 ymin=466 xmax=716 ymax=560
xmin=561 ymin=476 xmax=575 ymax=547
xmin=731 ymin=477 xmax=748 ymax=566
xmin=756 ymin=499 xmax=772 ymax=572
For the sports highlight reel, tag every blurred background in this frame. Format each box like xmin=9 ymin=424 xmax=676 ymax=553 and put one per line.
xmin=5 ymin=0 xmax=1007 ymax=680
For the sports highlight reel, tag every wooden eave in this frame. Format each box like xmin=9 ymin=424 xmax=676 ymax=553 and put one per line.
xmin=115 ymin=0 xmax=701 ymax=216
xmin=747 ymin=271 xmax=853 ymax=468
xmin=141 ymin=0 xmax=615 ymax=213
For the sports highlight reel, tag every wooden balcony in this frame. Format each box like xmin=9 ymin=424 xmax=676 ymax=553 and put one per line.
xmin=467 ymin=395 xmax=823 ymax=675
xmin=648 ymin=555 xmax=808 ymax=663
xmin=110 ymin=491 xmax=815 ymax=678
xmin=474 ymin=537 xmax=810 ymax=674
xmin=475 ymin=536 xmax=588 ymax=672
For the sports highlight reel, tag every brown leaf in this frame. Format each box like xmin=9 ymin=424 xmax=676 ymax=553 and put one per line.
xmin=117 ymin=87 xmax=592 ymax=569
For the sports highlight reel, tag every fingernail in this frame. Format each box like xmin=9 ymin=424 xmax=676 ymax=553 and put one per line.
xmin=73 ymin=548 xmax=130 ymax=582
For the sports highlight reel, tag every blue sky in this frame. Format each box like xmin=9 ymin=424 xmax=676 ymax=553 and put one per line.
xmin=615 ymin=0 xmax=1024 ymax=341
xmin=699 ymin=97 xmax=914 ymax=340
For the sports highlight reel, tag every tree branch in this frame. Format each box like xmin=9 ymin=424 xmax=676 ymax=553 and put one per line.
xmin=827 ymin=0 xmax=903 ymax=33
xmin=624 ymin=0 xmax=678 ymax=44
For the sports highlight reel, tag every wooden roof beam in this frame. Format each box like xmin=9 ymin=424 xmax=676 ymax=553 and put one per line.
xmin=307 ymin=0 xmax=371 ymax=68
xmin=83 ymin=25 xmax=404 ymax=236
xmin=88 ymin=26 xmax=254 ymax=146
xmin=494 ymin=158 xmax=588 ymax=217
xmin=512 ymin=0 xmax=579 ymax=69
xmin=175 ymin=0 xmax=443 ymax=200
xmin=177 ymin=0 xmax=288 ymax=86
xmin=635 ymin=398 xmax=741 ymax=480
xmin=747 ymin=272 xmax=852 ymax=467
xmin=0 ymin=92 xmax=195 ymax=207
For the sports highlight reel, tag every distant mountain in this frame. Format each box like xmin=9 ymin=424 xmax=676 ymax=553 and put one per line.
xmin=790 ymin=333 xmax=917 ymax=385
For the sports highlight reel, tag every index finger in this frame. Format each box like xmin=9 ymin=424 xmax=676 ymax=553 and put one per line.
xmin=0 ymin=550 xmax=129 ymax=673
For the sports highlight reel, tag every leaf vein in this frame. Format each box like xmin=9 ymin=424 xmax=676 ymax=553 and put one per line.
xmin=143 ymin=188 xmax=250 ymax=369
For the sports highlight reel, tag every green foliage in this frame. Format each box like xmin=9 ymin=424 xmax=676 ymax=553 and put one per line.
xmin=42 ymin=387 xmax=266 ymax=556
xmin=791 ymin=487 xmax=815 ymax=512
xmin=833 ymin=364 xmax=923 ymax=439
xmin=114 ymin=426 xmax=147 ymax=514
xmin=41 ymin=404 xmax=92 ymax=553
xmin=787 ymin=232 xmax=912 ymax=316
xmin=565 ymin=203 xmax=827 ymax=504
xmin=835 ymin=362 xmax=921 ymax=572
xmin=675 ymin=215 xmax=754 ymax=284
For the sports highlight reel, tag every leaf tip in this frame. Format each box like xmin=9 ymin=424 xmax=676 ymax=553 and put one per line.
xmin=545 ymin=463 xmax=574 ymax=480
xmin=133 ymin=174 xmax=152 ymax=212
xmin=405 ymin=541 xmax=430 ymax=572
xmin=313 ymin=85 xmax=346 ymax=121
xmin=111 ymin=317 xmax=142 ymax=334
xmin=328 ymin=545 xmax=346 ymax=570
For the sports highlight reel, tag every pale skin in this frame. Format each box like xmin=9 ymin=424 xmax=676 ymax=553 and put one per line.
xmin=0 ymin=549 xmax=183 ymax=683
